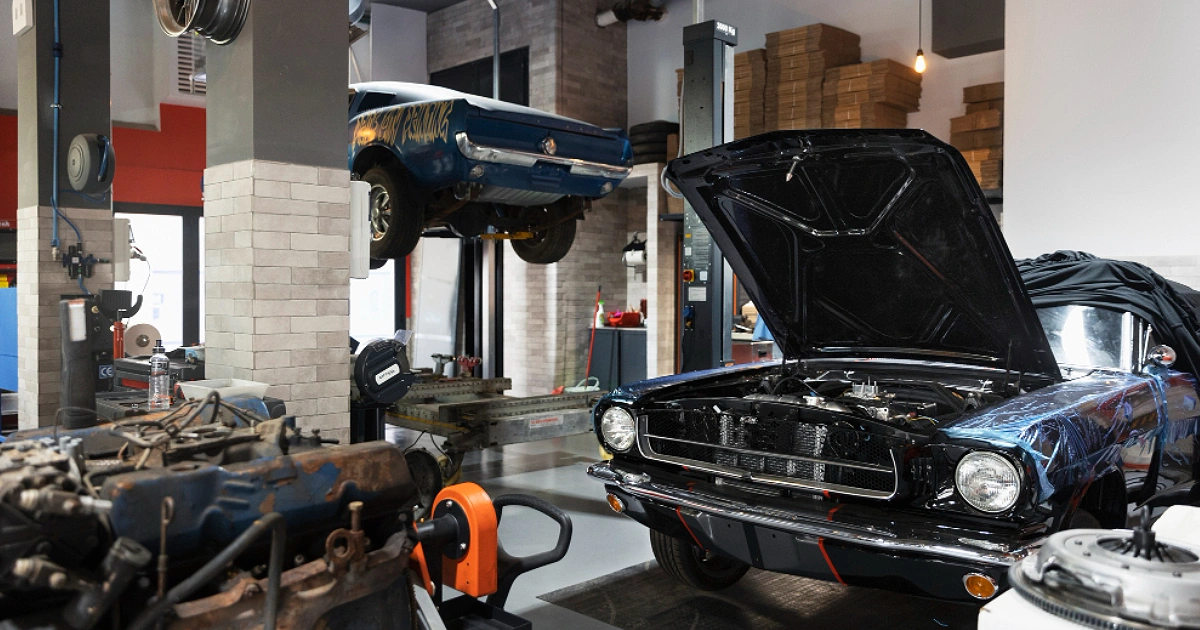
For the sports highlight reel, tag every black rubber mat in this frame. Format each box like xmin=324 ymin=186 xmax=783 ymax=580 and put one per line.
xmin=540 ymin=562 xmax=980 ymax=630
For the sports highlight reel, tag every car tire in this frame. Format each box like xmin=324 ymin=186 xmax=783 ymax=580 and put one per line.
xmin=629 ymin=121 xmax=680 ymax=136
xmin=1066 ymin=508 xmax=1103 ymax=529
xmin=629 ymin=132 xmax=673 ymax=145
xmin=404 ymin=449 xmax=444 ymax=521
xmin=650 ymin=529 xmax=750 ymax=591
xmin=511 ymin=204 xmax=578 ymax=264
xmin=362 ymin=166 xmax=423 ymax=260
xmin=633 ymin=153 xmax=669 ymax=165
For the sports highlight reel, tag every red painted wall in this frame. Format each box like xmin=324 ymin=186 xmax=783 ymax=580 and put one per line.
xmin=111 ymin=104 xmax=205 ymax=207
xmin=0 ymin=103 xmax=205 ymax=225
xmin=0 ymin=115 xmax=16 ymax=228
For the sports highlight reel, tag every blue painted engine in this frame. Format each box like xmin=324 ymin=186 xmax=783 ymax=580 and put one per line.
xmin=0 ymin=396 xmax=417 ymax=629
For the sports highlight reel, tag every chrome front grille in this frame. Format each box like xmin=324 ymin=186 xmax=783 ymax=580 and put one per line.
xmin=639 ymin=408 xmax=899 ymax=499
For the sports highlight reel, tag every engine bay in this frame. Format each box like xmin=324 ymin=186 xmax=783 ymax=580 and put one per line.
xmin=749 ymin=368 xmax=1007 ymax=432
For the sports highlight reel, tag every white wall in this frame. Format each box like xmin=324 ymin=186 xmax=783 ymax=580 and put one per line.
xmin=369 ymin=4 xmax=427 ymax=83
xmin=626 ymin=0 xmax=1003 ymax=142
xmin=0 ymin=19 xmax=15 ymax=111
xmin=1004 ymin=1 xmax=1200 ymax=260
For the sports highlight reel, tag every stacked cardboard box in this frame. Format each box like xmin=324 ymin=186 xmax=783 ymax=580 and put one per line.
xmin=950 ymin=82 xmax=1004 ymax=189
xmin=734 ymin=49 xmax=768 ymax=138
xmin=821 ymin=59 xmax=922 ymax=128
xmin=764 ymin=24 xmax=860 ymax=130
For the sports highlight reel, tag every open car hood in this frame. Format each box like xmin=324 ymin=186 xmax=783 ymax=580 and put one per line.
xmin=666 ymin=130 xmax=1060 ymax=379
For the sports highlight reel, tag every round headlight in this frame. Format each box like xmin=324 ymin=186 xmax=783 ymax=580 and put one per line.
xmin=599 ymin=407 xmax=636 ymax=452
xmin=955 ymin=452 xmax=1021 ymax=513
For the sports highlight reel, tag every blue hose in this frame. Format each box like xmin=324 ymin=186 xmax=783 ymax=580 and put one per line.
xmin=49 ymin=0 xmax=82 ymax=250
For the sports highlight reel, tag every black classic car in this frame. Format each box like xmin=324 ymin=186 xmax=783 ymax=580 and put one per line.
xmin=588 ymin=130 xmax=1200 ymax=603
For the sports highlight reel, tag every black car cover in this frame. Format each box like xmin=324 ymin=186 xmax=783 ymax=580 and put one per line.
xmin=1017 ymin=251 xmax=1200 ymax=375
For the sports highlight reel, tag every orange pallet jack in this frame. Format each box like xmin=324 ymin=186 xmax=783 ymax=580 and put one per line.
xmin=409 ymin=483 xmax=572 ymax=629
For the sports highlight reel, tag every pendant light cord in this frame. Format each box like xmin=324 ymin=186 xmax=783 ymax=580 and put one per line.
xmin=918 ymin=0 xmax=922 ymax=48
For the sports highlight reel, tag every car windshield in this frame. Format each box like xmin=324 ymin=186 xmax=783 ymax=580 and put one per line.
xmin=1036 ymin=305 xmax=1143 ymax=372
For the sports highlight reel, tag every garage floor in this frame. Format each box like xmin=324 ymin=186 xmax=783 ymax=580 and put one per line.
xmin=389 ymin=430 xmax=983 ymax=630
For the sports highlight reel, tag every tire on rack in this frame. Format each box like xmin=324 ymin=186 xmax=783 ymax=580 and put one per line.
xmin=629 ymin=131 xmax=672 ymax=145
xmin=629 ymin=121 xmax=680 ymax=136
xmin=361 ymin=165 xmax=423 ymax=260
xmin=650 ymin=529 xmax=750 ymax=591
xmin=511 ymin=201 xmax=578 ymax=264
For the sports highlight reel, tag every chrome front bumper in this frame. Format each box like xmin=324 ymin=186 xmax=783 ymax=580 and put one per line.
xmin=588 ymin=461 xmax=1040 ymax=568
xmin=455 ymin=132 xmax=631 ymax=180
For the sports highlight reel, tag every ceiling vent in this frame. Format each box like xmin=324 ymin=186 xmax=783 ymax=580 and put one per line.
xmin=176 ymin=34 xmax=207 ymax=96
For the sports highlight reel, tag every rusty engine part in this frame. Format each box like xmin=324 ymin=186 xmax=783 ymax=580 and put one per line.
xmin=0 ymin=392 xmax=419 ymax=629
xmin=0 ymin=392 xmax=572 ymax=630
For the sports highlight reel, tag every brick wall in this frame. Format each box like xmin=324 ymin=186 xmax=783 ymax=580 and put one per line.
xmin=427 ymin=0 xmax=559 ymax=113
xmin=427 ymin=0 xmax=631 ymax=395
xmin=17 ymin=205 xmax=114 ymax=428
xmin=558 ymin=0 xmax=628 ymax=128
xmin=625 ymin=191 xmax=648 ymax=307
xmin=1118 ymin=256 xmax=1200 ymax=291
xmin=203 ymin=160 xmax=353 ymax=443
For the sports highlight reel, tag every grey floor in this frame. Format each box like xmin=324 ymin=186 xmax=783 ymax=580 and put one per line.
xmin=386 ymin=429 xmax=980 ymax=629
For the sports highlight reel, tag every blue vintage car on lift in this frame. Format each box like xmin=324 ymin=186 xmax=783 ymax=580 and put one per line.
xmin=348 ymin=82 xmax=632 ymax=264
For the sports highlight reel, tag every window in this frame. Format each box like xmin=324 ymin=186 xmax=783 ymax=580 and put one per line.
xmin=115 ymin=214 xmax=184 ymax=348
xmin=113 ymin=205 xmax=203 ymax=352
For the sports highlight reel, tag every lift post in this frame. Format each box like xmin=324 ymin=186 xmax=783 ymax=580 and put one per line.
xmin=680 ymin=20 xmax=737 ymax=372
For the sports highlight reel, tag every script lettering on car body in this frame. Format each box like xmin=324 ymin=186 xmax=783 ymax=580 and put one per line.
xmin=401 ymin=100 xmax=455 ymax=145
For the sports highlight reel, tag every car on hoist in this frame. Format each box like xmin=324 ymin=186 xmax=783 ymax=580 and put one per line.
xmin=589 ymin=129 xmax=1200 ymax=603
xmin=348 ymin=82 xmax=632 ymax=265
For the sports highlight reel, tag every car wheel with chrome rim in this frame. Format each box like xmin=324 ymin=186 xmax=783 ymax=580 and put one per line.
xmin=361 ymin=165 xmax=423 ymax=260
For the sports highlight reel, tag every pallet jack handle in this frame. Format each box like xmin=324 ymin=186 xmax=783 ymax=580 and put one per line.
xmin=486 ymin=494 xmax=573 ymax=609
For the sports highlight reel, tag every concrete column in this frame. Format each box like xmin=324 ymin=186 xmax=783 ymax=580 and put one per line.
xmin=16 ymin=0 xmax=112 ymax=428
xmin=203 ymin=0 xmax=351 ymax=441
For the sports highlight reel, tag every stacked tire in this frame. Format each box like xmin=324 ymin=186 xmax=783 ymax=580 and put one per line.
xmin=629 ymin=120 xmax=680 ymax=165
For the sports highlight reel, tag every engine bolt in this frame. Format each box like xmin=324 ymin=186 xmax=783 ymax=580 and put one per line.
xmin=294 ymin=554 xmax=306 ymax=566
xmin=11 ymin=559 xmax=32 ymax=578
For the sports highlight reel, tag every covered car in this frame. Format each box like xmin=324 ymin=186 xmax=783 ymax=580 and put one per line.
xmin=588 ymin=129 xmax=1200 ymax=602
xmin=348 ymin=82 xmax=632 ymax=264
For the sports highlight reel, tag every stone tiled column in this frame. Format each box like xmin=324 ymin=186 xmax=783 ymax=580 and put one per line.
xmin=203 ymin=160 xmax=352 ymax=442
xmin=16 ymin=207 xmax=114 ymax=428
xmin=15 ymin=0 xmax=112 ymax=428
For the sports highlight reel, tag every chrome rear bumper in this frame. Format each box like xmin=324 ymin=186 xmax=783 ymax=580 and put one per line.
xmin=455 ymin=132 xmax=631 ymax=180
xmin=588 ymin=461 xmax=1040 ymax=567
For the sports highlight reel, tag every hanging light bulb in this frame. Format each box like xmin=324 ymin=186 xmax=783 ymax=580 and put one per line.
xmin=914 ymin=0 xmax=926 ymax=73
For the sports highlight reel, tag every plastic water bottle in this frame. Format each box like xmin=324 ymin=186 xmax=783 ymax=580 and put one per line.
xmin=149 ymin=342 xmax=171 ymax=410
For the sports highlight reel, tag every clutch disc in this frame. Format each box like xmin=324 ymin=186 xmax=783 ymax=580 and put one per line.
xmin=1009 ymin=516 xmax=1200 ymax=629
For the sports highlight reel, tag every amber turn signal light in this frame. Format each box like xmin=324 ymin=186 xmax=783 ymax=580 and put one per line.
xmin=963 ymin=573 xmax=998 ymax=600
xmin=606 ymin=493 xmax=626 ymax=513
